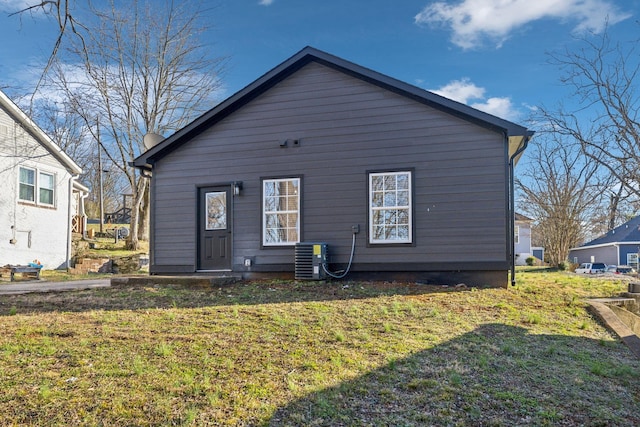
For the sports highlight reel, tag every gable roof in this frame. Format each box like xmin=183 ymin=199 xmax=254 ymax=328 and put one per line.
xmin=133 ymin=46 xmax=534 ymax=170
xmin=576 ymin=215 xmax=640 ymax=248
xmin=0 ymin=90 xmax=82 ymax=175
xmin=515 ymin=213 xmax=534 ymax=222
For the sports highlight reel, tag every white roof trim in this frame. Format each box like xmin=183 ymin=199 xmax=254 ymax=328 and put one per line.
xmin=0 ymin=90 xmax=82 ymax=175
xmin=569 ymin=242 xmax=640 ymax=251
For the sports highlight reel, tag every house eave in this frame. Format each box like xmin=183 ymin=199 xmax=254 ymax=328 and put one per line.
xmin=508 ymin=134 xmax=534 ymax=166
xmin=570 ymin=242 xmax=640 ymax=251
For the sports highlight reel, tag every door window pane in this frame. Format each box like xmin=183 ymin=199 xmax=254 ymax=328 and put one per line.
xmin=205 ymin=191 xmax=227 ymax=230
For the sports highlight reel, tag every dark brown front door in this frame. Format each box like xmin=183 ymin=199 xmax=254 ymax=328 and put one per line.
xmin=198 ymin=186 xmax=232 ymax=270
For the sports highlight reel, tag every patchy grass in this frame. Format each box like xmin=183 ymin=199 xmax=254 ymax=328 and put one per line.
xmin=0 ymin=270 xmax=638 ymax=426
xmin=77 ymin=223 xmax=149 ymax=258
xmin=79 ymin=237 xmax=149 ymax=258
xmin=40 ymin=270 xmax=113 ymax=282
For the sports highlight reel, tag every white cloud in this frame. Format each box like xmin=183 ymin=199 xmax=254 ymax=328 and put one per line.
xmin=470 ymin=97 xmax=515 ymax=119
xmin=431 ymin=78 xmax=485 ymax=104
xmin=415 ymin=0 xmax=631 ymax=49
xmin=258 ymin=0 xmax=274 ymax=5
xmin=431 ymin=78 xmax=518 ymax=120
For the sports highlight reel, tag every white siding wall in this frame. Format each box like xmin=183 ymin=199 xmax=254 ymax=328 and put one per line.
xmin=514 ymin=221 xmax=532 ymax=265
xmin=0 ymin=108 xmax=74 ymax=269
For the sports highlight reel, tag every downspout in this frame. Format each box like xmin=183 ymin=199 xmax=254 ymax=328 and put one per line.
xmin=66 ymin=174 xmax=80 ymax=271
xmin=509 ymin=136 xmax=530 ymax=286
xmin=77 ymin=186 xmax=89 ymax=241
xmin=140 ymin=166 xmax=153 ymax=273
xmin=81 ymin=190 xmax=89 ymax=239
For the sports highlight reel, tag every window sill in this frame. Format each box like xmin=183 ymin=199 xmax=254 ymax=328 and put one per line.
xmin=18 ymin=201 xmax=57 ymax=210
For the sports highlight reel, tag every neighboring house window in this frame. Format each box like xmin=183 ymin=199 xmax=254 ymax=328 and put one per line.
xmin=19 ymin=167 xmax=35 ymax=202
xmin=263 ymin=177 xmax=300 ymax=246
xmin=18 ymin=167 xmax=55 ymax=206
xmin=369 ymin=171 xmax=412 ymax=244
xmin=39 ymin=172 xmax=55 ymax=205
xmin=514 ymin=225 xmax=520 ymax=244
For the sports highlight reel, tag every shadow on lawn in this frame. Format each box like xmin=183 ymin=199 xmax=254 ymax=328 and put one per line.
xmin=0 ymin=280 xmax=473 ymax=315
xmin=268 ymin=323 xmax=640 ymax=426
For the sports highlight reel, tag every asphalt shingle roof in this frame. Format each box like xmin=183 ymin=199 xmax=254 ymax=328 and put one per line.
xmin=580 ymin=216 xmax=640 ymax=247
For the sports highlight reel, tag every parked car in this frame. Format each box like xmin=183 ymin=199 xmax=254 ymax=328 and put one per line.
xmin=606 ymin=265 xmax=636 ymax=275
xmin=575 ymin=262 xmax=607 ymax=274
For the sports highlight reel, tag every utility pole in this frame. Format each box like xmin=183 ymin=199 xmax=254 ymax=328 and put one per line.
xmin=97 ymin=121 xmax=104 ymax=234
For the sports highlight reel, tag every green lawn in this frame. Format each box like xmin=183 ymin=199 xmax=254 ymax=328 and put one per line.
xmin=0 ymin=269 xmax=638 ymax=426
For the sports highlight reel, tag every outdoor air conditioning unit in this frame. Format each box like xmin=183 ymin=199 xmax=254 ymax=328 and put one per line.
xmin=295 ymin=242 xmax=327 ymax=280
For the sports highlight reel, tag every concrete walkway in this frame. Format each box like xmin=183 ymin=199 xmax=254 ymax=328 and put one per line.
xmin=0 ymin=274 xmax=240 ymax=296
xmin=0 ymin=279 xmax=111 ymax=295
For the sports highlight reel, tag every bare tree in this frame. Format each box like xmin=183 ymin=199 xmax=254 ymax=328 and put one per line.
xmin=38 ymin=0 xmax=225 ymax=249
xmin=539 ymin=26 xmax=640 ymax=215
xmin=11 ymin=0 xmax=88 ymax=99
xmin=27 ymin=98 xmax=92 ymax=169
xmin=516 ymin=135 xmax=605 ymax=267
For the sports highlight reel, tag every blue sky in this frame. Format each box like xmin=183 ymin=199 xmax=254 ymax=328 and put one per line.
xmin=0 ymin=0 xmax=638 ymax=124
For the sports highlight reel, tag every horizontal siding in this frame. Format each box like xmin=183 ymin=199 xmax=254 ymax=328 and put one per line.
xmin=569 ymin=246 xmax=617 ymax=266
xmin=151 ymin=62 xmax=509 ymax=270
xmin=0 ymin=106 xmax=76 ymax=269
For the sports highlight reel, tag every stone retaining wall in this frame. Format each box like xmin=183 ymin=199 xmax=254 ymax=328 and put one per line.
xmin=70 ymin=254 xmax=149 ymax=275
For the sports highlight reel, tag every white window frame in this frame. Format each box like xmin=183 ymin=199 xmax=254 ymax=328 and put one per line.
xmin=18 ymin=166 xmax=55 ymax=207
xmin=514 ymin=225 xmax=520 ymax=244
xmin=38 ymin=171 xmax=55 ymax=206
xmin=18 ymin=166 xmax=35 ymax=202
xmin=369 ymin=171 xmax=412 ymax=244
xmin=262 ymin=177 xmax=300 ymax=246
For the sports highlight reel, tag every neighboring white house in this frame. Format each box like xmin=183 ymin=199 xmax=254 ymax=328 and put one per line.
xmin=0 ymin=90 xmax=88 ymax=269
xmin=514 ymin=213 xmax=533 ymax=266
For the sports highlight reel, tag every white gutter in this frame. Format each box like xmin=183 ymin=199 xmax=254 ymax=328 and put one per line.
xmin=569 ymin=241 xmax=640 ymax=251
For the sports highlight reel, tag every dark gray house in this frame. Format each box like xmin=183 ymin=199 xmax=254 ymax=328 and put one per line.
xmin=133 ymin=47 xmax=533 ymax=287
xmin=569 ymin=215 xmax=640 ymax=269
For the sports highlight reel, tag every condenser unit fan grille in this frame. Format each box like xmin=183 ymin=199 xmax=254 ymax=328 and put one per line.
xmin=295 ymin=242 xmax=327 ymax=280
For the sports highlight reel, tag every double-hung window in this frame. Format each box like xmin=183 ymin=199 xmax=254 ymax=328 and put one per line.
xmin=369 ymin=171 xmax=412 ymax=244
xmin=263 ymin=177 xmax=300 ymax=246
xmin=39 ymin=172 xmax=55 ymax=205
xmin=19 ymin=167 xmax=35 ymax=202
xmin=19 ymin=167 xmax=55 ymax=206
